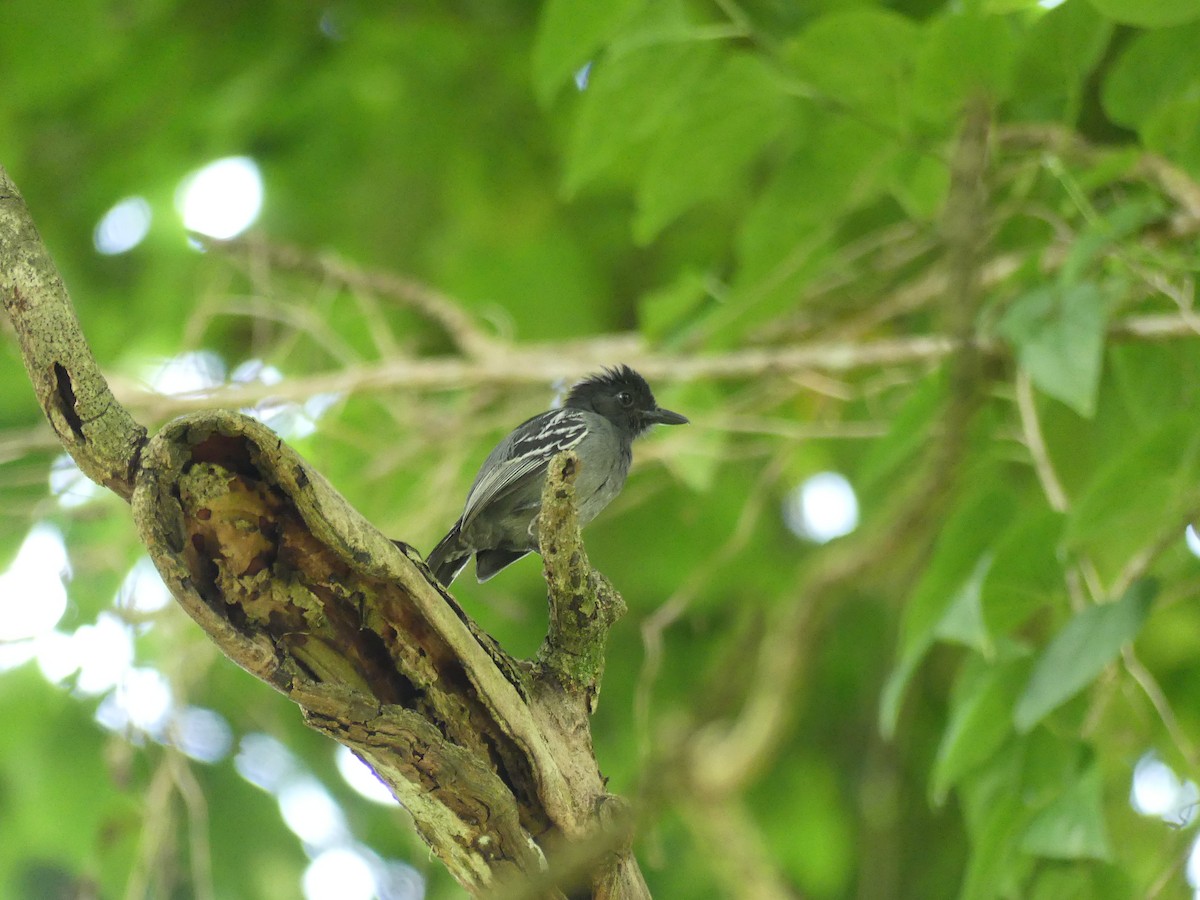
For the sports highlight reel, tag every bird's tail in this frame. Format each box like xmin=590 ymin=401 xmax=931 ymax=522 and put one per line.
xmin=425 ymin=525 xmax=471 ymax=587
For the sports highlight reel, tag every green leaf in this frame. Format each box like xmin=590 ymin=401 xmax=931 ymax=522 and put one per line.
xmin=564 ymin=42 xmax=716 ymax=196
xmin=1087 ymin=0 xmax=1200 ymax=27
xmin=1110 ymin=342 xmax=1200 ymax=435
xmin=720 ymin=113 xmax=891 ymax=346
xmin=784 ymin=9 xmax=921 ymax=132
xmin=958 ymin=759 xmax=1035 ymax=900
xmin=727 ymin=113 xmax=890 ymax=341
xmin=1067 ymin=412 xmax=1200 ymax=569
xmin=1012 ymin=0 xmax=1112 ymax=123
xmin=900 ymin=482 xmax=1017 ymax=654
xmin=957 ymin=731 xmax=1081 ymax=898
xmin=879 ymin=651 xmax=923 ymax=743
xmin=0 ymin=667 xmax=139 ymax=895
xmin=1020 ymin=730 xmax=1088 ymax=808
xmin=1142 ymin=93 xmax=1200 ymax=172
xmin=880 ymin=478 xmax=1018 ymax=737
xmin=913 ymin=12 xmax=1017 ymax=124
xmin=1013 ymin=579 xmax=1156 ymax=732
xmin=1027 ymin=864 xmax=1132 ymax=900
xmin=980 ymin=510 xmax=1065 ymax=638
xmin=0 ymin=4 xmax=118 ymax=109
xmin=1057 ymin=199 xmax=1164 ymax=285
xmin=931 ymin=648 xmax=1031 ymax=805
xmin=887 ymin=150 xmax=950 ymax=221
xmin=998 ymin=282 xmax=1107 ymax=418
xmin=531 ymin=0 xmax=645 ymax=105
xmin=1020 ymin=763 xmax=1112 ymax=860
xmin=857 ymin=369 xmax=947 ymax=503
xmin=634 ymin=52 xmax=788 ymax=241
xmin=637 ymin=269 xmax=711 ymax=344
xmin=933 ymin=555 xmax=993 ymax=653
xmin=982 ymin=0 xmax=1044 ymax=12
xmin=1101 ymin=23 xmax=1200 ymax=130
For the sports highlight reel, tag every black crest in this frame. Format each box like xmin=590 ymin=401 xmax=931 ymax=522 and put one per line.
xmin=565 ymin=364 xmax=653 ymax=410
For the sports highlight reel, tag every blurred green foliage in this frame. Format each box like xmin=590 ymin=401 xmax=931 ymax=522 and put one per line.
xmin=3 ymin=0 xmax=1200 ymax=898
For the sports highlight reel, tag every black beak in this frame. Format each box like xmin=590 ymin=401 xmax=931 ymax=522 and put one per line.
xmin=646 ymin=406 xmax=689 ymax=426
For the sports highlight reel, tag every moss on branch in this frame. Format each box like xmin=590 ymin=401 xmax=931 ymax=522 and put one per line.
xmin=535 ymin=451 xmax=627 ymax=708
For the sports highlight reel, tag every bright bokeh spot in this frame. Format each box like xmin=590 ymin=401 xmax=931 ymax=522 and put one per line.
xmin=115 ymin=556 xmax=173 ymax=614
xmin=0 ymin=524 xmax=70 ymax=642
xmin=36 ymin=629 xmax=81 ymax=683
xmin=121 ymin=667 xmax=174 ymax=732
xmin=0 ymin=641 xmax=37 ymax=672
xmin=94 ymin=195 xmax=152 ymax=255
xmin=1130 ymin=751 xmax=1199 ymax=826
xmin=145 ymin=349 xmax=225 ymax=395
xmin=279 ymin=777 xmax=348 ymax=846
xmin=1186 ymin=524 xmax=1200 ymax=558
xmin=96 ymin=666 xmax=174 ymax=735
xmin=72 ymin=612 xmax=135 ymax=695
xmin=1189 ymin=833 xmax=1200 ymax=895
xmin=172 ymin=706 xmax=234 ymax=764
xmin=336 ymin=744 xmax=400 ymax=806
xmin=375 ymin=861 xmax=425 ymax=900
xmin=233 ymin=358 xmax=341 ymax=440
xmin=303 ymin=847 xmax=376 ymax=900
xmin=783 ymin=471 xmax=860 ymax=543
xmin=232 ymin=359 xmax=284 ymax=388
xmin=236 ymin=732 xmax=302 ymax=793
xmin=176 ymin=156 xmax=264 ymax=239
xmin=1131 ymin=752 xmax=1182 ymax=816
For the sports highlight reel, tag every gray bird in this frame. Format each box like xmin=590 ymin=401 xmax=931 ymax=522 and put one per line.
xmin=425 ymin=365 xmax=688 ymax=586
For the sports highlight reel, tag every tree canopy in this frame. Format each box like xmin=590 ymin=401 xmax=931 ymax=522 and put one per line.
xmin=3 ymin=0 xmax=1200 ymax=898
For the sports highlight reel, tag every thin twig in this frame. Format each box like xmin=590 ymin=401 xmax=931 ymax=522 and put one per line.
xmin=123 ymin=757 xmax=178 ymax=900
xmin=1111 ymin=498 xmax=1200 ymax=599
xmin=1123 ymin=647 xmax=1200 ymax=772
xmin=635 ymin=456 xmax=784 ymax=763
xmin=1015 ymin=368 xmax=1069 ymax=513
xmin=999 ymin=123 xmax=1200 ymax=230
xmin=201 ymin=234 xmax=500 ymax=358
xmin=99 ymin=311 xmax=1200 ymax=425
xmin=166 ymin=748 xmax=216 ymax=900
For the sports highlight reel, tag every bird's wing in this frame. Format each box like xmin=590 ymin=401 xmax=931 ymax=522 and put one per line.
xmin=460 ymin=408 xmax=589 ymax=530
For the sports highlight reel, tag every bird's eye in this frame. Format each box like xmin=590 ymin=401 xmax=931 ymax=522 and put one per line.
xmin=617 ymin=391 xmax=634 ymax=408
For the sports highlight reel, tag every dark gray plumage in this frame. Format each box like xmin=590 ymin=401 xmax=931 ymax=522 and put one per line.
xmin=425 ymin=365 xmax=688 ymax=586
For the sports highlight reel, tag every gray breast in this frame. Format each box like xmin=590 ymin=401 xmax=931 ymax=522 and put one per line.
xmin=571 ymin=418 xmax=632 ymax=527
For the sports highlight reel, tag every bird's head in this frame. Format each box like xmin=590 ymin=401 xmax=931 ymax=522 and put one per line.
xmin=565 ymin=365 xmax=688 ymax=437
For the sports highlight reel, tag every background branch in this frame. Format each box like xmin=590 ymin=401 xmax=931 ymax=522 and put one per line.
xmin=200 ymin=233 xmax=501 ymax=359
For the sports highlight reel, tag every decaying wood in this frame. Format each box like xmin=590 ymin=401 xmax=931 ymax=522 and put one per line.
xmin=1 ymin=164 xmax=648 ymax=899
